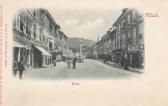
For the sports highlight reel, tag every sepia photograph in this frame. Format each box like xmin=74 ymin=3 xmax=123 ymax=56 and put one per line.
xmin=1 ymin=0 xmax=168 ymax=106
xmin=12 ymin=8 xmax=144 ymax=80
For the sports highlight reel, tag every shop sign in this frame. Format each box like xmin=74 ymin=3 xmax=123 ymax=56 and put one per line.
xmin=138 ymin=44 xmax=144 ymax=50
xmin=128 ymin=46 xmax=134 ymax=51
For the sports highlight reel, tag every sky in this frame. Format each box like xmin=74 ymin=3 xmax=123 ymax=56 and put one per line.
xmin=49 ymin=8 xmax=122 ymax=41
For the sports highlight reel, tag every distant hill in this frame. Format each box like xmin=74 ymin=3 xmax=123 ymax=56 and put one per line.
xmin=68 ymin=37 xmax=96 ymax=53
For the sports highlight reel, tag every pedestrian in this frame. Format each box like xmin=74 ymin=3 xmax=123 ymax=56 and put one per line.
xmin=118 ymin=57 xmax=121 ymax=68
xmin=17 ymin=61 xmax=25 ymax=79
xmin=70 ymin=58 xmax=72 ymax=68
xmin=13 ymin=60 xmax=18 ymax=76
xmin=67 ymin=58 xmax=71 ymax=69
xmin=73 ymin=57 xmax=77 ymax=69
xmin=130 ymin=54 xmax=133 ymax=67
xmin=53 ymin=59 xmax=56 ymax=66
xmin=124 ymin=54 xmax=129 ymax=70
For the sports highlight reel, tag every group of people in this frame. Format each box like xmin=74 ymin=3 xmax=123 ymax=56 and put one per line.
xmin=115 ymin=55 xmax=129 ymax=70
xmin=13 ymin=60 xmax=25 ymax=79
xmin=103 ymin=54 xmax=130 ymax=70
xmin=66 ymin=57 xmax=78 ymax=69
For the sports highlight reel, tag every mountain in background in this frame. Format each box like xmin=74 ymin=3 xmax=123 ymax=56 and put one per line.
xmin=68 ymin=37 xmax=96 ymax=53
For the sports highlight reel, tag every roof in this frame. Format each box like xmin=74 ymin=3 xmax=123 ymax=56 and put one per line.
xmin=113 ymin=8 xmax=128 ymax=26
xmin=45 ymin=9 xmax=60 ymax=29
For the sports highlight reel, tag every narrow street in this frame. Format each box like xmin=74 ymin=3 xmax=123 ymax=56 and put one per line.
xmin=23 ymin=59 xmax=139 ymax=80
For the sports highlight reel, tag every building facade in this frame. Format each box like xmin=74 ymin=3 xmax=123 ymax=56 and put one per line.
xmin=94 ymin=8 xmax=144 ymax=69
xmin=13 ymin=9 xmax=71 ymax=69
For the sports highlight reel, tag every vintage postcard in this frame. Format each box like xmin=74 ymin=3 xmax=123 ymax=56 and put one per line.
xmin=0 ymin=0 xmax=168 ymax=106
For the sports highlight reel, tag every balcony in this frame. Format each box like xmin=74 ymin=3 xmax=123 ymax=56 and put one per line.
xmin=132 ymin=15 xmax=143 ymax=23
xmin=128 ymin=21 xmax=136 ymax=25
xmin=13 ymin=28 xmax=32 ymax=43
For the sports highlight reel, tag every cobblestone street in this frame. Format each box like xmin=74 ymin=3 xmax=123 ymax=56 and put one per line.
xmin=22 ymin=59 xmax=139 ymax=80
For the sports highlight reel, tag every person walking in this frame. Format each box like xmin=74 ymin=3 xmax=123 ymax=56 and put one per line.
xmin=124 ymin=54 xmax=129 ymax=70
xmin=13 ymin=60 xmax=18 ymax=76
xmin=67 ymin=58 xmax=71 ymax=69
xmin=17 ymin=61 xmax=25 ymax=79
xmin=53 ymin=59 xmax=56 ymax=67
xmin=73 ymin=57 xmax=77 ymax=69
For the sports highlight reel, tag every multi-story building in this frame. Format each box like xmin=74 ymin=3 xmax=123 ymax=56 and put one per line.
xmin=13 ymin=9 xmax=50 ymax=68
xmin=13 ymin=9 xmax=71 ymax=69
xmin=58 ymin=31 xmax=70 ymax=61
xmin=96 ymin=27 xmax=116 ymax=61
xmin=113 ymin=8 xmax=144 ymax=68
xmin=90 ymin=43 xmax=98 ymax=59
xmin=94 ymin=8 xmax=144 ymax=69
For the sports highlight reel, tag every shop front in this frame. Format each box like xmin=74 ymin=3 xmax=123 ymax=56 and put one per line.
xmin=52 ymin=51 xmax=62 ymax=62
xmin=112 ymin=49 xmax=123 ymax=65
xmin=32 ymin=45 xmax=51 ymax=68
xmin=127 ymin=44 xmax=144 ymax=69
xmin=13 ymin=41 xmax=31 ymax=70
xmin=137 ymin=43 xmax=144 ymax=68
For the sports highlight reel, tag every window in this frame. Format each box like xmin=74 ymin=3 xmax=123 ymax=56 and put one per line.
xmin=50 ymin=23 xmax=52 ymax=30
xmin=16 ymin=14 xmax=20 ymax=29
xmin=121 ymin=19 xmax=126 ymax=29
xmin=49 ymin=42 xmax=52 ymax=50
xmin=13 ymin=13 xmax=21 ymax=30
xmin=122 ymin=33 xmax=125 ymax=47
xmin=118 ymin=24 xmax=120 ymax=32
xmin=20 ymin=14 xmax=24 ymax=32
xmin=127 ymin=14 xmax=131 ymax=23
xmin=13 ymin=14 xmax=17 ymax=27
xmin=30 ymin=24 xmax=34 ymax=39
xmin=118 ymin=36 xmax=121 ymax=48
xmin=33 ymin=10 xmax=36 ymax=17
xmin=128 ymin=31 xmax=131 ymax=43
xmin=132 ymin=9 xmax=136 ymax=20
xmin=25 ymin=21 xmax=28 ymax=34
xmin=139 ymin=23 xmax=144 ymax=39
xmin=36 ymin=26 xmax=40 ymax=41
xmin=25 ymin=19 xmax=30 ymax=35
xmin=39 ymin=28 xmax=42 ymax=41
xmin=20 ymin=21 xmax=24 ymax=31
xmin=55 ymin=44 xmax=58 ymax=50
xmin=33 ymin=24 xmax=37 ymax=39
xmin=133 ymin=27 xmax=136 ymax=44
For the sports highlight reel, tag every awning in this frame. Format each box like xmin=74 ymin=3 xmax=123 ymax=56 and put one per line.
xmin=13 ymin=42 xmax=26 ymax=48
xmin=52 ymin=50 xmax=61 ymax=53
xmin=63 ymin=55 xmax=67 ymax=57
xmin=35 ymin=46 xmax=51 ymax=56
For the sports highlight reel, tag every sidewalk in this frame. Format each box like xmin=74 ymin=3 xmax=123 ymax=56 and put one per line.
xmin=25 ymin=61 xmax=66 ymax=71
xmin=96 ymin=59 xmax=143 ymax=73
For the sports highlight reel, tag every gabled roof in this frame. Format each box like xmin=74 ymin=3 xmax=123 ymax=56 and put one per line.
xmin=45 ymin=9 xmax=60 ymax=29
xmin=113 ymin=8 xmax=128 ymax=26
